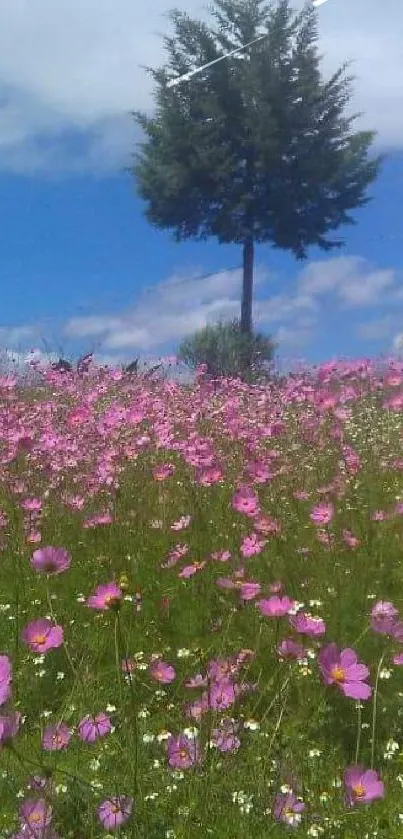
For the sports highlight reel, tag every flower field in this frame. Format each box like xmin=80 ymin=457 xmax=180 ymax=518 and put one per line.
xmin=2 ymin=358 xmax=403 ymax=837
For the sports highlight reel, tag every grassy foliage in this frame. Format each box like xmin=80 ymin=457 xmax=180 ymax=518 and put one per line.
xmin=2 ymin=360 xmax=403 ymax=838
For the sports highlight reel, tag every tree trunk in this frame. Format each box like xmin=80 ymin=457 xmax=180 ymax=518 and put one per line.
xmin=241 ymin=236 xmax=254 ymax=335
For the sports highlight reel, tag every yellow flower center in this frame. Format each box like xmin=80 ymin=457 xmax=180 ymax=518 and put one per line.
xmin=29 ymin=814 xmax=42 ymax=824
xmin=352 ymin=783 xmax=366 ymax=798
xmin=331 ymin=665 xmax=345 ymax=682
xmin=33 ymin=633 xmax=46 ymax=645
xmin=179 ymin=748 xmax=188 ymax=759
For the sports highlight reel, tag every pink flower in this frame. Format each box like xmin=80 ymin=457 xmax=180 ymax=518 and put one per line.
xmin=318 ymin=643 xmax=372 ymax=700
xmin=87 ymin=581 xmax=123 ymax=610
xmin=0 ymin=711 xmax=21 ymax=744
xmin=273 ymin=791 xmax=305 ymax=827
xmin=211 ymin=720 xmax=240 ymax=752
xmin=310 ymin=502 xmax=334 ymax=525
xmin=277 ymin=639 xmax=306 ymax=661
xmin=257 ymin=596 xmax=296 ymax=618
xmin=393 ymin=653 xmax=403 ymax=665
xmin=231 ymin=486 xmax=260 ymax=518
xmin=31 ymin=546 xmax=71 ymax=575
xmin=149 ymin=660 xmax=176 ymax=684
xmin=42 ymin=723 xmax=71 ymax=751
xmin=239 ymin=582 xmax=261 ymax=601
xmin=344 ymin=766 xmax=384 ymax=805
xmin=97 ymin=796 xmax=133 ymax=830
xmin=370 ymin=601 xmax=398 ymax=635
xmin=178 ymin=561 xmax=206 ymax=578
xmin=289 ymin=612 xmax=326 ymax=637
xmin=342 ymin=529 xmax=360 ymax=548
xmin=167 ymin=734 xmax=200 ymax=769
xmin=19 ymin=799 xmax=53 ymax=838
xmin=21 ymin=618 xmax=64 ymax=653
xmin=0 ymin=655 xmax=12 ymax=706
xmin=210 ymin=550 xmax=231 ymax=563
xmin=171 ymin=515 xmax=191 ymax=531
xmin=153 ymin=463 xmax=175 ymax=481
xmin=77 ymin=712 xmax=112 ymax=742
xmin=240 ymin=533 xmax=267 ymax=557
xmin=209 ymin=680 xmax=236 ymax=711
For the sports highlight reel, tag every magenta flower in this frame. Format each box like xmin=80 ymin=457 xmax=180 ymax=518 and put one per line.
xmin=310 ymin=502 xmax=334 ymax=525
xmin=211 ymin=720 xmax=240 ymax=752
xmin=167 ymin=733 xmax=200 ymax=769
xmin=289 ymin=612 xmax=326 ymax=636
xmin=318 ymin=643 xmax=372 ymax=700
xmin=277 ymin=639 xmax=306 ymax=661
xmin=0 ymin=711 xmax=21 ymax=744
xmin=19 ymin=799 xmax=53 ymax=837
xmin=42 ymin=723 xmax=71 ymax=751
xmin=21 ymin=618 xmax=64 ymax=653
xmin=97 ymin=796 xmax=133 ymax=830
xmin=231 ymin=486 xmax=260 ymax=517
xmin=31 ymin=546 xmax=72 ymax=575
xmin=78 ymin=712 xmax=112 ymax=743
xmin=273 ymin=791 xmax=305 ymax=827
xmin=209 ymin=679 xmax=236 ymax=711
xmin=86 ymin=581 xmax=123 ymax=610
xmin=371 ymin=601 xmax=398 ymax=635
xmin=0 ymin=655 xmax=12 ymax=706
xmin=344 ymin=766 xmax=384 ymax=805
xmin=239 ymin=582 xmax=261 ymax=601
xmin=149 ymin=660 xmax=176 ymax=684
xmin=257 ymin=596 xmax=296 ymax=618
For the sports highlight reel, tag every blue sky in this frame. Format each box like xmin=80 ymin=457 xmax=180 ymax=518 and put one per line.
xmin=1 ymin=0 xmax=402 ymax=368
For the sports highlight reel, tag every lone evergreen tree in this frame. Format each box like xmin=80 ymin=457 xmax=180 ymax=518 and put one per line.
xmin=131 ymin=0 xmax=382 ymax=337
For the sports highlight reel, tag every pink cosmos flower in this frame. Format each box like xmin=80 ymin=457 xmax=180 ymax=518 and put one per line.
xmin=393 ymin=653 xmax=403 ymax=665
xmin=149 ymin=660 xmax=176 ymax=684
xmin=77 ymin=712 xmax=112 ymax=742
xmin=231 ymin=486 xmax=260 ymax=518
xmin=0 ymin=655 xmax=12 ymax=706
xmin=152 ymin=463 xmax=175 ymax=481
xmin=273 ymin=791 xmax=305 ymax=827
xmin=344 ymin=766 xmax=384 ymax=805
xmin=211 ymin=720 xmax=240 ymax=752
xmin=21 ymin=618 xmax=64 ymax=653
xmin=86 ymin=581 xmax=123 ymax=610
xmin=31 ymin=546 xmax=71 ymax=575
xmin=310 ymin=502 xmax=334 ymax=525
xmin=97 ymin=796 xmax=133 ymax=830
xmin=342 ymin=529 xmax=360 ymax=548
xmin=318 ymin=643 xmax=372 ymax=700
xmin=257 ymin=596 xmax=296 ymax=618
xmin=289 ymin=612 xmax=326 ymax=637
xmin=210 ymin=550 xmax=231 ymax=563
xmin=208 ymin=680 xmax=236 ymax=711
xmin=178 ymin=561 xmax=206 ymax=578
xmin=370 ymin=601 xmax=398 ymax=635
xmin=277 ymin=639 xmax=306 ymax=661
xmin=19 ymin=799 xmax=53 ymax=838
xmin=42 ymin=723 xmax=71 ymax=751
xmin=239 ymin=582 xmax=261 ymax=601
xmin=167 ymin=733 xmax=200 ymax=769
xmin=240 ymin=533 xmax=267 ymax=557
xmin=0 ymin=711 xmax=21 ymax=744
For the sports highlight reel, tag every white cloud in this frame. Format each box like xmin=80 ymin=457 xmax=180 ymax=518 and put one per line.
xmin=0 ymin=0 xmax=401 ymax=174
xmin=299 ymin=256 xmax=398 ymax=307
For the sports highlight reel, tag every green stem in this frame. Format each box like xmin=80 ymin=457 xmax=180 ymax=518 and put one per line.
xmin=371 ymin=651 xmax=386 ymax=769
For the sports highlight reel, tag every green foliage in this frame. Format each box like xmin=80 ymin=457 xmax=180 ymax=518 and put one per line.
xmin=178 ymin=318 xmax=276 ymax=382
xmin=131 ymin=0 xmax=383 ymax=336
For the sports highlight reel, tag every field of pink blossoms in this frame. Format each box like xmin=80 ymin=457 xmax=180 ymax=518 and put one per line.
xmin=2 ymin=357 xmax=403 ymax=838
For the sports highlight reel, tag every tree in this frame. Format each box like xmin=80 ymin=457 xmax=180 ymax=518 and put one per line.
xmin=131 ymin=0 xmax=382 ymax=338
xmin=178 ymin=318 xmax=276 ymax=382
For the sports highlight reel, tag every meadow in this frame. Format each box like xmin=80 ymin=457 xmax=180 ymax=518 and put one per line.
xmin=2 ymin=357 xmax=403 ymax=837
